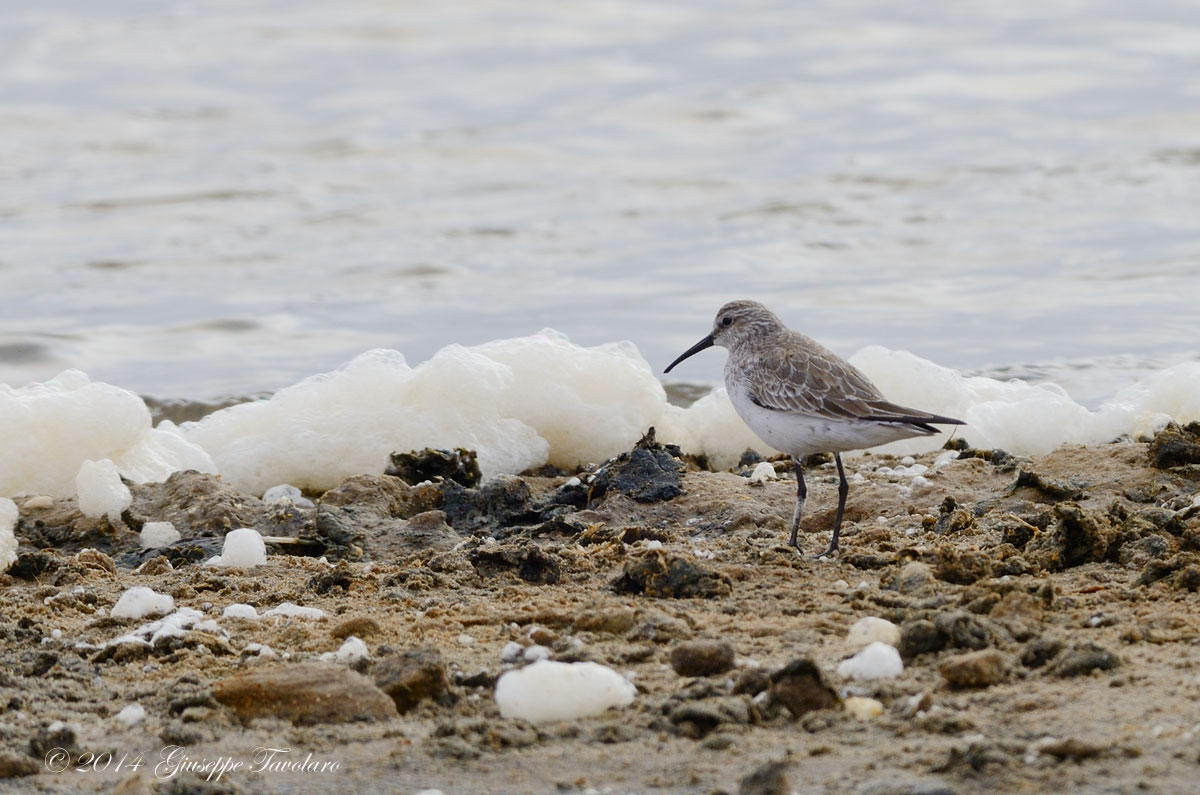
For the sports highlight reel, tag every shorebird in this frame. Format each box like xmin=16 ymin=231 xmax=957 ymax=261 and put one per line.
xmin=665 ymin=300 xmax=964 ymax=557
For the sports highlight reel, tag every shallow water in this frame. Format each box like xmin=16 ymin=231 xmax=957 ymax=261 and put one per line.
xmin=2 ymin=0 xmax=1198 ymax=405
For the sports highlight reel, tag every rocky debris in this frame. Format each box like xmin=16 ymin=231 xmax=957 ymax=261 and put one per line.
xmin=0 ymin=751 xmax=40 ymax=778
xmin=572 ymin=606 xmax=637 ymax=635
xmin=1136 ymin=552 xmax=1200 ymax=590
xmin=1020 ymin=636 xmax=1066 ymax=669
xmin=939 ymin=649 xmax=1012 ymax=689
xmin=612 ymin=550 xmax=732 ymax=598
xmin=668 ymin=695 xmax=754 ymax=738
xmin=1046 ymin=643 xmax=1120 ymax=677
xmin=1013 ymin=468 xmax=1086 ymax=500
xmin=1027 ymin=736 xmax=1108 ymax=762
xmin=433 ymin=717 xmax=540 ymax=758
xmin=739 ymin=759 xmax=791 ymax=795
xmin=320 ymin=474 xmax=442 ymax=519
xmin=932 ymin=546 xmax=992 ymax=584
xmin=588 ymin=428 xmax=683 ymax=504
xmin=379 ymin=510 xmax=460 ymax=557
xmin=331 ymin=615 xmax=383 ymax=640
xmin=439 ymin=476 xmax=539 ymax=532
xmin=373 ymin=647 xmax=450 ymax=713
xmin=1148 ymin=423 xmax=1200 ymax=469
xmin=385 ymin=447 xmax=481 ymax=487
xmin=933 ymin=611 xmax=1012 ymax=651
xmin=212 ymin=663 xmax=398 ymax=724
xmin=768 ymin=657 xmax=840 ymax=718
xmin=469 ymin=540 xmax=561 ymax=584
xmin=128 ymin=470 xmax=271 ymax=538
xmin=1025 ymin=503 xmax=1117 ymax=571
xmin=669 ymin=640 xmax=736 ymax=677
xmin=898 ymin=620 xmax=945 ymax=660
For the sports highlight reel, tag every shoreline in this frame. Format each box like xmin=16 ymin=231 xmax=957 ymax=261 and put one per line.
xmin=2 ymin=427 xmax=1200 ymax=793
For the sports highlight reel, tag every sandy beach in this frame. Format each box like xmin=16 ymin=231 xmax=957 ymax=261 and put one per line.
xmin=3 ymin=425 xmax=1200 ymax=794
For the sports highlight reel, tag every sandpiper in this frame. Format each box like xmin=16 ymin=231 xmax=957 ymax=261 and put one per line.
xmin=665 ymin=300 xmax=964 ymax=557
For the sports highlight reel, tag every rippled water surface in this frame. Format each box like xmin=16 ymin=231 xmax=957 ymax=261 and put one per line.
xmin=2 ymin=0 xmax=1198 ymax=405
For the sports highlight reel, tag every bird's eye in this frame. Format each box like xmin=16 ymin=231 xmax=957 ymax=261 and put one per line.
xmin=721 ymin=316 xmax=733 ymax=327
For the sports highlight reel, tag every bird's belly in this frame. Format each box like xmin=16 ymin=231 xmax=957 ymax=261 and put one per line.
xmin=728 ymin=387 xmax=928 ymax=457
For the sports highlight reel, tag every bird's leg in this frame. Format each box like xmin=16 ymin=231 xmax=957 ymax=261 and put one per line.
xmin=787 ymin=456 xmax=806 ymax=548
xmin=815 ymin=453 xmax=849 ymax=558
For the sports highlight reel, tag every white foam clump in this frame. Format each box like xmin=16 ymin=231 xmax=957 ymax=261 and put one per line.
xmin=114 ymin=704 xmax=146 ymax=727
xmin=321 ymin=636 xmax=368 ymax=664
xmin=75 ymin=459 xmax=132 ymax=520
xmin=495 ymin=660 xmax=637 ymax=722
xmin=222 ymin=603 xmax=259 ymax=619
xmin=140 ymin=521 xmax=180 ymax=549
xmin=850 ymin=348 xmax=1200 ymax=456
xmin=262 ymin=484 xmax=315 ymax=509
xmin=0 ymin=369 xmax=215 ymax=499
xmin=748 ymin=461 xmax=778 ymax=482
xmin=206 ymin=528 xmax=267 ymax=568
xmin=111 ymin=587 xmax=175 ymax=620
xmin=0 ymin=498 xmax=17 ymax=571
xmin=846 ymin=617 xmax=900 ymax=650
xmin=182 ymin=333 xmax=675 ymax=494
xmin=106 ymin=607 xmax=224 ymax=649
xmin=263 ymin=602 xmax=326 ymax=619
xmin=837 ymin=641 xmax=904 ymax=681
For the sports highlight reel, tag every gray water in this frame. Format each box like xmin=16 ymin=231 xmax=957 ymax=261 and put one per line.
xmin=2 ymin=0 xmax=1198 ymax=407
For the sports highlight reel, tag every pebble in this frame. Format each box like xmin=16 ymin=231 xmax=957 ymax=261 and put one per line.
xmin=768 ymin=657 xmax=840 ymax=718
xmin=844 ymin=696 xmax=884 ymax=720
xmin=939 ymin=649 xmax=1011 ymax=689
xmin=669 ymin=640 xmax=736 ymax=677
xmin=373 ymin=647 xmax=449 ymax=713
xmin=213 ymin=663 xmax=398 ymax=724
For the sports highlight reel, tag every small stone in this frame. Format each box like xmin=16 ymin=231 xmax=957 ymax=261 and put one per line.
xmin=611 ymin=550 xmax=732 ymax=599
xmin=844 ymin=697 xmax=884 ymax=720
xmin=939 ymin=649 xmax=1011 ymax=689
xmin=331 ymin=615 xmax=383 ymax=640
xmin=896 ymin=561 xmax=934 ymax=593
xmin=669 ymin=640 xmax=736 ymax=677
xmin=739 ymin=759 xmax=790 ymax=795
xmin=768 ymin=657 xmax=840 ymax=718
xmin=1047 ymin=643 xmax=1120 ymax=677
xmin=572 ymin=607 xmax=637 ymax=635
xmin=373 ymin=648 xmax=449 ymax=713
xmin=213 ymin=663 xmax=398 ymax=724
xmin=385 ymin=447 xmax=481 ymax=487
xmin=898 ymin=620 xmax=945 ymax=660
xmin=1020 ymin=636 xmax=1066 ymax=669
xmin=847 ymin=617 xmax=900 ymax=650
xmin=733 ymin=668 xmax=770 ymax=696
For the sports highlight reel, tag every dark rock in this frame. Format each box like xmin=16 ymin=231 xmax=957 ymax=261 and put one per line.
xmin=768 ymin=657 xmax=840 ymax=718
xmin=669 ymin=640 xmax=736 ymax=677
xmin=612 ymin=550 xmax=732 ymax=599
xmin=373 ymin=648 xmax=449 ymax=713
xmin=739 ymin=759 xmax=790 ymax=795
xmin=212 ymin=663 xmax=398 ymax=724
xmin=309 ymin=562 xmax=355 ymax=594
xmin=385 ymin=447 xmax=481 ymax=487
xmin=1013 ymin=468 xmax=1085 ymax=500
xmin=933 ymin=611 xmax=1011 ymax=651
xmin=1025 ymin=503 xmax=1117 ymax=571
xmin=932 ymin=546 xmax=992 ymax=584
xmin=439 ymin=476 xmax=536 ymax=531
xmin=470 ymin=541 xmax=561 ymax=584
xmin=7 ymin=550 xmax=64 ymax=581
xmin=1115 ymin=533 xmax=1171 ymax=567
xmin=589 ymin=428 xmax=683 ymax=504
xmin=939 ymin=649 xmax=1011 ymax=689
xmin=996 ymin=515 xmax=1037 ymax=549
xmin=1149 ymin=423 xmax=1200 ymax=469
xmin=899 ymin=620 xmax=945 ymax=660
xmin=312 ymin=506 xmax=358 ymax=549
xmin=127 ymin=470 xmax=264 ymax=538
xmin=668 ymin=696 xmax=751 ymax=738
xmin=1047 ymin=643 xmax=1120 ymax=677
xmin=733 ymin=668 xmax=770 ymax=696
xmin=1137 ymin=552 xmax=1200 ymax=590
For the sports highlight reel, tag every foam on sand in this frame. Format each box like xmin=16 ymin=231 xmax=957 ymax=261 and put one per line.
xmin=0 ymin=369 xmax=215 ymax=498
xmin=0 ymin=498 xmax=18 ymax=571
xmin=2 ymin=334 xmax=1199 ymax=500
xmin=494 ymin=660 xmax=637 ymax=722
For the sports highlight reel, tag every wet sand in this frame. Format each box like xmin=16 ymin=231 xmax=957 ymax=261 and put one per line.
xmin=3 ymin=426 xmax=1200 ymax=794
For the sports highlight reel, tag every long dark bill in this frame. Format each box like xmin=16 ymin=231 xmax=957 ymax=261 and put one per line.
xmin=664 ymin=334 xmax=714 ymax=373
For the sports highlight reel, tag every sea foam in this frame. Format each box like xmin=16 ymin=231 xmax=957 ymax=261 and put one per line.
xmin=1 ymin=334 xmax=1198 ymax=500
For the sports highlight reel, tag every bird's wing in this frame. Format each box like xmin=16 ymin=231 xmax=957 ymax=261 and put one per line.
xmin=743 ymin=336 xmax=885 ymax=419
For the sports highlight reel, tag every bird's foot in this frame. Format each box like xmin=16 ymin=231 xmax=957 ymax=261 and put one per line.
xmin=812 ymin=541 xmax=838 ymax=559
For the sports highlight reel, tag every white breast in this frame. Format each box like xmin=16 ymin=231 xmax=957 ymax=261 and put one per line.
xmin=724 ymin=372 xmax=932 ymax=457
